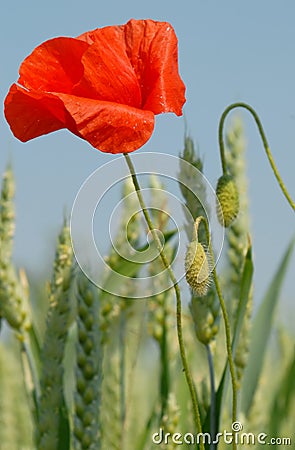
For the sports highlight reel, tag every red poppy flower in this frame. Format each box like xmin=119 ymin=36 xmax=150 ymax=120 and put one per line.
xmin=4 ymin=19 xmax=186 ymax=154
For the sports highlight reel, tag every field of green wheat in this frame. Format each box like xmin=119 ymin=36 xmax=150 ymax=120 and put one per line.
xmin=0 ymin=114 xmax=294 ymax=450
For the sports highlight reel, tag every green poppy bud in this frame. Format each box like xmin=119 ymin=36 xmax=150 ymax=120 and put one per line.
xmin=185 ymin=241 xmax=210 ymax=297
xmin=216 ymin=174 xmax=239 ymax=227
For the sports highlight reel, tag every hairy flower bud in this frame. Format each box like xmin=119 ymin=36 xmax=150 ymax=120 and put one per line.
xmin=185 ymin=241 xmax=210 ymax=297
xmin=216 ymin=174 xmax=239 ymax=227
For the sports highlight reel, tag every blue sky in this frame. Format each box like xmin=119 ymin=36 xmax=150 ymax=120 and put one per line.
xmin=0 ymin=1 xmax=294 ymax=317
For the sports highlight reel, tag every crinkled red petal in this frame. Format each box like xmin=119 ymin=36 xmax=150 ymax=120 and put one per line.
xmin=18 ymin=37 xmax=89 ymax=93
xmin=56 ymin=93 xmax=154 ymax=153
xmin=4 ymin=85 xmax=153 ymax=153
xmin=5 ymin=20 xmax=185 ymax=153
xmin=4 ymin=84 xmax=76 ymax=142
xmin=78 ymin=19 xmax=186 ymax=115
xmin=123 ymin=19 xmax=186 ymax=115
xmin=72 ymin=35 xmax=141 ymax=107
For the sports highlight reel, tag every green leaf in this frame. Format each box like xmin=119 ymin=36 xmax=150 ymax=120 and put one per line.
xmin=232 ymin=242 xmax=254 ymax=353
xmin=28 ymin=324 xmax=42 ymax=373
xmin=268 ymin=350 xmax=295 ymax=442
xmin=241 ymin=238 xmax=295 ymax=417
xmin=57 ymin=394 xmax=70 ymax=450
xmin=135 ymin=402 xmax=158 ymax=450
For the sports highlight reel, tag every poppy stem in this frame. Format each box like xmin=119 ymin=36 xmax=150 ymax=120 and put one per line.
xmin=206 ymin=344 xmax=216 ymax=450
xmin=123 ymin=153 xmax=205 ymax=447
xmin=211 ymin=269 xmax=238 ymax=450
xmin=198 ymin=216 xmax=238 ymax=450
xmin=218 ymin=102 xmax=295 ymax=211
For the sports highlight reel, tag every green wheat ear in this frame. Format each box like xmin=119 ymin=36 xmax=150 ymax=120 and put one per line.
xmin=179 ymin=137 xmax=220 ymax=345
xmin=0 ymin=165 xmax=15 ymax=258
xmin=100 ymin=175 xmax=142 ymax=343
xmin=178 ymin=136 xmax=208 ymax=242
xmin=225 ymin=116 xmax=250 ymax=295
xmin=189 ymin=290 xmax=219 ymax=345
xmin=0 ymin=166 xmax=31 ymax=338
xmin=145 ymin=177 xmax=178 ymax=419
xmin=160 ymin=393 xmax=181 ymax=449
xmin=147 ymin=175 xmax=175 ymax=345
xmin=100 ymin=176 xmax=143 ymax=450
xmin=73 ymin=271 xmax=102 ymax=450
xmin=0 ymin=342 xmax=34 ymax=449
xmin=100 ymin=351 xmax=122 ymax=450
xmin=38 ymin=220 xmax=74 ymax=450
xmin=224 ymin=115 xmax=253 ymax=386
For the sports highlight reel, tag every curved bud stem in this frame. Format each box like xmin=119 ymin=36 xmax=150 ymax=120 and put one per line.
xmin=193 ymin=216 xmax=202 ymax=240
xmin=218 ymin=102 xmax=295 ymax=211
xmin=124 ymin=153 xmax=205 ymax=449
xmin=197 ymin=216 xmax=238 ymax=450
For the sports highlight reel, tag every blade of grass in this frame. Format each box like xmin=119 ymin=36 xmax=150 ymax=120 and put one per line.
xmin=241 ymin=238 xmax=295 ymax=417
xmin=268 ymin=350 xmax=295 ymax=445
xmin=232 ymin=242 xmax=254 ymax=352
xmin=28 ymin=325 xmax=41 ymax=374
xmin=135 ymin=402 xmax=158 ymax=450
xmin=57 ymin=394 xmax=70 ymax=450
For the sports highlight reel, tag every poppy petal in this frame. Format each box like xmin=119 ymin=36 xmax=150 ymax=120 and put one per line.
xmin=18 ymin=37 xmax=89 ymax=93
xmin=4 ymin=84 xmax=75 ymax=142
xmin=78 ymin=20 xmax=186 ymax=116
xmin=123 ymin=19 xmax=186 ymax=115
xmin=5 ymin=20 xmax=185 ymax=154
xmin=56 ymin=93 xmax=154 ymax=153
xmin=73 ymin=32 xmax=141 ymax=107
